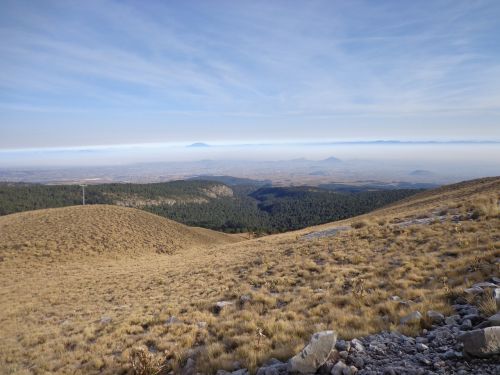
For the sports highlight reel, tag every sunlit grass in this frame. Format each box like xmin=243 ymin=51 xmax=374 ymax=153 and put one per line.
xmin=0 ymin=178 xmax=498 ymax=374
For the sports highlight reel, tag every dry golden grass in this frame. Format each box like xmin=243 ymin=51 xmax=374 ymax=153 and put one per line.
xmin=0 ymin=205 xmax=240 ymax=261
xmin=0 ymin=177 xmax=499 ymax=374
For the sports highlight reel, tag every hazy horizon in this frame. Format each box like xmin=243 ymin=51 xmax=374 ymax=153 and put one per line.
xmin=1 ymin=141 xmax=499 ymax=186
xmin=0 ymin=140 xmax=499 ymax=167
xmin=1 ymin=1 xmax=499 ymax=181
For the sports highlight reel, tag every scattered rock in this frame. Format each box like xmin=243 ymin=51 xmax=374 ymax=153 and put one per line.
xmin=351 ymin=356 xmax=364 ymax=369
xmin=100 ymin=316 xmax=112 ymax=324
xmin=256 ymin=358 xmax=287 ymax=375
xmin=426 ymin=310 xmax=445 ymax=324
xmin=182 ymin=358 xmax=196 ymax=375
xmin=165 ymin=316 xmax=181 ymax=325
xmin=330 ymin=360 xmax=347 ymax=375
xmin=464 ymin=286 xmax=484 ymax=295
xmin=416 ymin=343 xmax=428 ymax=352
xmin=444 ymin=314 xmax=459 ymax=325
xmin=460 ymin=319 xmax=472 ymax=330
xmin=219 ymin=280 xmax=500 ymax=375
xmin=473 ymin=282 xmax=498 ymax=289
xmin=216 ymin=370 xmax=249 ymax=375
xmin=400 ymin=311 xmax=422 ymax=325
xmin=197 ymin=321 xmax=207 ymax=329
xmin=350 ymin=339 xmax=364 ymax=352
xmin=288 ymin=330 xmax=337 ymax=374
xmin=458 ymin=326 xmax=500 ymax=358
xmin=462 ymin=313 xmax=481 ymax=324
xmin=213 ymin=301 xmax=233 ymax=314
xmin=487 ymin=313 xmax=500 ymax=326
xmin=335 ymin=340 xmax=350 ymax=352
xmin=347 ymin=365 xmax=358 ymax=374
xmin=239 ymin=295 xmax=252 ymax=306
xmin=442 ymin=349 xmax=461 ymax=359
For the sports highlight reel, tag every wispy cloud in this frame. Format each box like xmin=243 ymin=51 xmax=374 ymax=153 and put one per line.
xmin=1 ymin=0 xmax=499 ymax=148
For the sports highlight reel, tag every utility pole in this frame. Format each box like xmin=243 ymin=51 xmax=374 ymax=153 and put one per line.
xmin=80 ymin=184 xmax=87 ymax=205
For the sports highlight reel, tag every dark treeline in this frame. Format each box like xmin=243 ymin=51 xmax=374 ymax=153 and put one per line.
xmin=0 ymin=181 xmax=422 ymax=233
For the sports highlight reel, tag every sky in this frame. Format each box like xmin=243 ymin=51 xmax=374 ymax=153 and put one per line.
xmin=0 ymin=0 xmax=500 ymax=153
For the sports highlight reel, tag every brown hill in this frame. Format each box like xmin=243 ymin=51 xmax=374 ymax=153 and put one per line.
xmin=0 ymin=204 xmax=240 ymax=261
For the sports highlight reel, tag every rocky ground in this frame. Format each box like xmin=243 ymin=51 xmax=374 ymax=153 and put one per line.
xmin=210 ymin=278 xmax=500 ymax=375
xmin=301 ymin=211 xmax=468 ymax=241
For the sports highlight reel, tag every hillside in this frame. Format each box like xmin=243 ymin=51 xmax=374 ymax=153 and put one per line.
xmin=0 ymin=180 xmax=422 ymax=233
xmin=0 ymin=205 xmax=240 ymax=261
xmin=0 ymin=177 xmax=498 ymax=374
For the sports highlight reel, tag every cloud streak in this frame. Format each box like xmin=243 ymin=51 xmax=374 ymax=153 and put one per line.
xmin=0 ymin=0 xmax=500 ymax=148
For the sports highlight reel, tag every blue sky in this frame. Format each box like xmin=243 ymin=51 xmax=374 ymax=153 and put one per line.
xmin=1 ymin=0 xmax=500 ymax=150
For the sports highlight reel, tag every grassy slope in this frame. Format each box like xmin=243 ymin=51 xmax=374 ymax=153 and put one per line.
xmin=0 ymin=178 xmax=498 ymax=374
xmin=0 ymin=205 xmax=239 ymax=261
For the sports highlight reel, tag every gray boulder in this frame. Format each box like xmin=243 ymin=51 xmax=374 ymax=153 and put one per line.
xmin=330 ymin=360 xmax=347 ymax=375
xmin=487 ymin=313 xmax=500 ymax=326
xmin=444 ymin=314 xmax=460 ymax=325
xmin=458 ymin=326 xmax=500 ymax=358
xmin=335 ymin=340 xmax=350 ymax=352
xmin=256 ymin=358 xmax=287 ymax=375
xmin=350 ymin=338 xmax=365 ymax=352
xmin=426 ymin=310 xmax=445 ymax=324
xmin=494 ymin=288 xmax=500 ymax=309
xmin=288 ymin=330 xmax=337 ymax=374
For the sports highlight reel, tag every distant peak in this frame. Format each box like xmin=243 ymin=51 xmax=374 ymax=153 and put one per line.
xmin=322 ymin=156 xmax=342 ymax=162
xmin=187 ymin=142 xmax=210 ymax=148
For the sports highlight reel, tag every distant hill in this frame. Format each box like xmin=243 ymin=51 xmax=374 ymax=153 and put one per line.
xmin=321 ymin=156 xmax=342 ymax=163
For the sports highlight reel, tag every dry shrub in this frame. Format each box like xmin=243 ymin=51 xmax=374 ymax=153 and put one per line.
xmin=129 ymin=347 xmax=165 ymax=375
xmin=478 ymin=292 xmax=498 ymax=317
xmin=471 ymin=194 xmax=500 ymax=219
xmin=351 ymin=220 xmax=369 ymax=229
